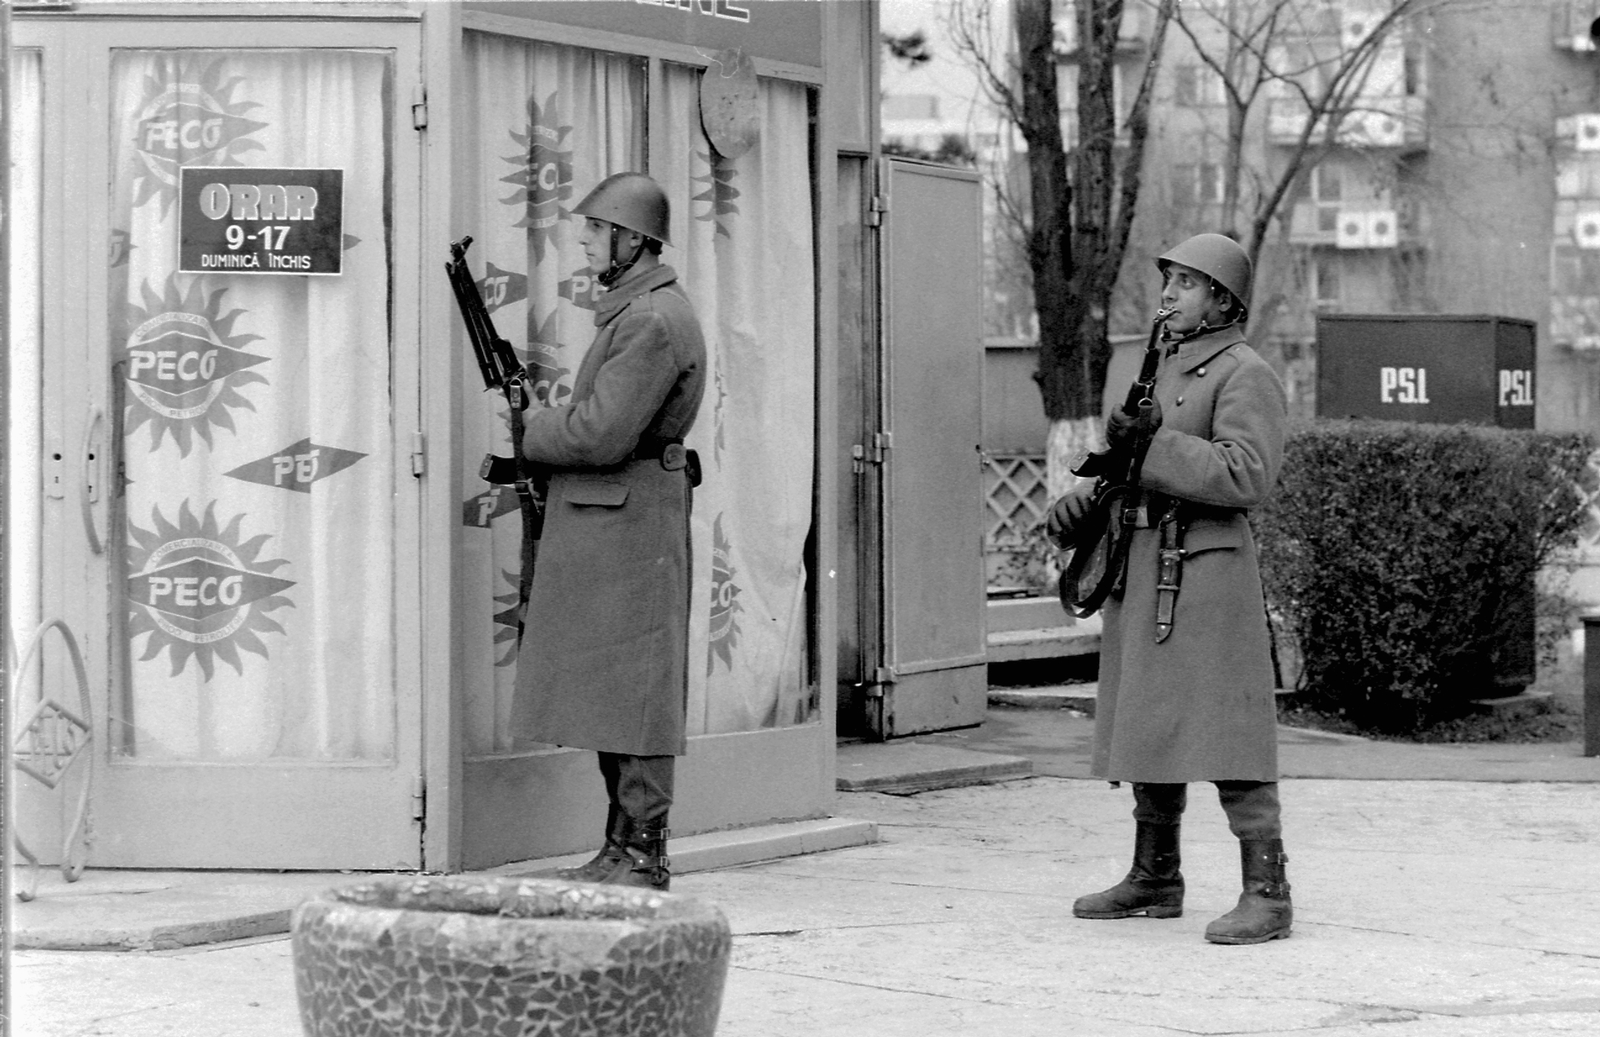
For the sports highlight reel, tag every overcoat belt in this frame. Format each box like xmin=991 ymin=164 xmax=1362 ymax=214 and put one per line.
xmin=510 ymin=264 xmax=707 ymax=757
xmin=1093 ymin=325 xmax=1287 ymax=784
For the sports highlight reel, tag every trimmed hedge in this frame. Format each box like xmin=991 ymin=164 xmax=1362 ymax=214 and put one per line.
xmin=1254 ymin=420 xmax=1593 ymax=734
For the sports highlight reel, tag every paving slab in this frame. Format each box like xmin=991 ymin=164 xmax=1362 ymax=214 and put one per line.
xmin=835 ymin=740 xmax=1031 ymax=793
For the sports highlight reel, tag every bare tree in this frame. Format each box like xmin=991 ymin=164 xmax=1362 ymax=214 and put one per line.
xmin=1167 ymin=0 xmax=1443 ymax=339
xmin=951 ymin=0 xmax=1174 ymax=495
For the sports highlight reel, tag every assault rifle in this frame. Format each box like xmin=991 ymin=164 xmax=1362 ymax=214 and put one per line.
xmin=1057 ymin=308 xmax=1171 ymax=618
xmin=446 ymin=236 xmax=543 ymax=639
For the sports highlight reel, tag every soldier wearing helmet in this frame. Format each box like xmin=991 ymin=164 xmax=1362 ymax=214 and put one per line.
xmin=1046 ymin=232 xmax=1294 ymax=945
xmin=510 ymin=171 xmax=706 ymax=892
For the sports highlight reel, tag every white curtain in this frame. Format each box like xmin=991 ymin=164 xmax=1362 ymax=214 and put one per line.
xmin=457 ymin=33 xmax=646 ymax=755
xmin=658 ymin=65 xmax=816 ymax=734
xmin=7 ymin=50 xmax=43 ymax=669
xmin=109 ymin=50 xmax=394 ymax=761
xmin=457 ymin=38 xmax=817 ymax=749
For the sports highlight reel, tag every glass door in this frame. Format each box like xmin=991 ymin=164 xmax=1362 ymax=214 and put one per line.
xmin=11 ymin=16 xmax=425 ymax=869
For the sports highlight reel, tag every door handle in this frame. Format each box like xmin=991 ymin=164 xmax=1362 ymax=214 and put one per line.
xmin=80 ymin=406 xmax=105 ymax=556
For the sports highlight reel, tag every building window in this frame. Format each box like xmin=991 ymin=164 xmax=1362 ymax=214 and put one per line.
xmin=1173 ymin=163 xmax=1224 ymax=207
xmin=1313 ymin=253 xmax=1342 ymax=307
xmin=1174 ymin=63 xmax=1224 ymax=107
xmin=1554 ymin=249 xmax=1600 ymax=297
xmin=1311 ymin=164 xmax=1343 ymax=203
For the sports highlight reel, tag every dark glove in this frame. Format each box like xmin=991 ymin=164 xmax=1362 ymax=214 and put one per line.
xmin=1105 ymin=396 xmax=1162 ymax=451
xmin=1045 ymin=485 xmax=1097 ymax=545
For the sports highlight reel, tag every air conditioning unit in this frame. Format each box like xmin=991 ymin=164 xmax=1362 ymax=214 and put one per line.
xmin=1366 ymin=210 xmax=1399 ymax=248
xmin=1576 ymin=113 xmax=1600 ymax=153
xmin=1341 ymin=14 xmax=1371 ymax=50
xmin=1364 ymin=114 xmax=1405 ymax=147
xmin=1336 ymin=211 xmax=1369 ymax=249
xmin=1576 ymin=209 xmax=1600 ymax=249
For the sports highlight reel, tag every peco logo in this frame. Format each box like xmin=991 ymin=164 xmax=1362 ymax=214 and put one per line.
xmin=123 ymin=275 xmax=269 ymax=456
xmin=502 ymin=92 xmax=574 ymax=264
xmin=130 ymin=59 xmax=269 ymax=214
xmin=126 ymin=502 xmax=296 ymax=680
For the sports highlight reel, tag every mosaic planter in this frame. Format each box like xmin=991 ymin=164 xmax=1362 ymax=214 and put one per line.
xmin=292 ymin=875 xmax=732 ymax=1037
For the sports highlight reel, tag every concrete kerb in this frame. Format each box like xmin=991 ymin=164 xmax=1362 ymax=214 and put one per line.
xmin=12 ymin=817 xmax=879 ymax=953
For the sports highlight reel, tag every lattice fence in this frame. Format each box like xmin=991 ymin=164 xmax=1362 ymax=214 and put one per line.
xmin=984 ymin=454 xmax=1053 ymax=591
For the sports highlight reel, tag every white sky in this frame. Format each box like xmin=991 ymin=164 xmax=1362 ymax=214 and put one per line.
xmin=878 ymin=0 xmax=1003 ymax=136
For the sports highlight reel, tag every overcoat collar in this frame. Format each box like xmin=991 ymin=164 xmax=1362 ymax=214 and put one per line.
xmin=1168 ymin=323 xmax=1247 ymax=374
xmin=593 ymin=264 xmax=679 ymax=327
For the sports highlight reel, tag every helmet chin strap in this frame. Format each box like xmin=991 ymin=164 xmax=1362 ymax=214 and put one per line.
xmin=598 ymin=225 xmax=648 ymax=288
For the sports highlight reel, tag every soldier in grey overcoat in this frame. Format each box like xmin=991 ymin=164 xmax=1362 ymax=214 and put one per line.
xmin=510 ymin=172 xmax=706 ymax=891
xmin=1048 ymin=233 xmax=1292 ymax=944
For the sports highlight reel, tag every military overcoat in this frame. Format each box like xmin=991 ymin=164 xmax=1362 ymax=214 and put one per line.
xmin=510 ymin=263 xmax=706 ymax=756
xmin=1092 ymin=324 xmax=1287 ymax=783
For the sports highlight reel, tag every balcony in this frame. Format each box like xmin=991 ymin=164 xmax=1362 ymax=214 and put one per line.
xmin=1551 ymin=0 xmax=1600 ymax=51
xmin=1288 ymin=201 xmax=1423 ymax=250
xmin=1267 ymin=95 xmax=1427 ymax=150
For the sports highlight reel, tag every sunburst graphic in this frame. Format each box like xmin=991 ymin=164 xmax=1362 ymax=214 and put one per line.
xmin=492 ymin=569 xmax=522 ymax=667
xmin=122 ymin=274 xmax=268 ymax=457
xmin=501 ymin=91 xmax=574 ymax=265
xmin=129 ymin=57 xmax=268 ymax=216
xmin=125 ymin=501 xmax=295 ymax=681
xmin=524 ymin=309 xmax=573 ymax=408
xmin=712 ymin=364 xmax=728 ymax=464
xmin=692 ymin=150 xmax=741 ymax=239
xmin=708 ymin=513 xmax=744 ymax=675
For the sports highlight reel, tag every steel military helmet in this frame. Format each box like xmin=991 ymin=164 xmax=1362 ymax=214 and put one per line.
xmin=1156 ymin=232 xmax=1252 ymax=320
xmin=572 ymin=171 xmax=671 ymax=246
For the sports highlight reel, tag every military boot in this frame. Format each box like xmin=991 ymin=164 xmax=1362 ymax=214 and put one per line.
xmin=603 ymin=816 xmax=670 ymax=892
xmin=556 ymin=805 xmax=629 ymax=884
xmin=1073 ymin=821 xmax=1184 ymax=919
xmin=1205 ymin=839 xmax=1292 ymax=944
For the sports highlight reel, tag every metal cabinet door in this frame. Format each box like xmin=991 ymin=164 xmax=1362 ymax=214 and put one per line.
xmin=877 ymin=158 xmax=986 ymax=736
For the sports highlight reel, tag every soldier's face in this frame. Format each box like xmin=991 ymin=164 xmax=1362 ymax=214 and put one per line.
xmin=579 ymin=217 xmax=613 ymax=274
xmin=1160 ymin=262 xmax=1231 ymax=334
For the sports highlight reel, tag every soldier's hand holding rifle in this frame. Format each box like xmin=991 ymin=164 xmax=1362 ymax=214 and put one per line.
xmin=1106 ymin=394 xmax=1162 ymax=451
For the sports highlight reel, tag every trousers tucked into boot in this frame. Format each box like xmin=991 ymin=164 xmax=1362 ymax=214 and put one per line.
xmin=1206 ymin=781 xmax=1292 ymax=944
xmin=1072 ymin=820 xmax=1184 ymax=918
xmin=590 ymin=752 xmax=674 ymax=892
xmin=604 ymin=816 xmax=671 ymax=891
xmin=1074 ymin=783 xmax=1187 ymax=919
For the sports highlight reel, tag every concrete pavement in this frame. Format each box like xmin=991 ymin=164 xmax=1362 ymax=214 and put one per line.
xmin=9 ymin=706 xmax=1600 ymax=1037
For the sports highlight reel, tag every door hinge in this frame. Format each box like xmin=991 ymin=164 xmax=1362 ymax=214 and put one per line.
xmin=866 ymin=194 xmax=886 ymax=228
xmin=411 ymin=775 xmax=426 ymax=822
xmin=411 ymin=431 xmax=426 ymax=476
xmin=873 ymin=431 xmax=893 ymax=463
xmin=873 ymin=665 xmax=895 ymax=686
xmin=411 ymin=84 xmax=428 ymax=131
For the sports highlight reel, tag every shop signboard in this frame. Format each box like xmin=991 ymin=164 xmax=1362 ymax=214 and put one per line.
xmin=463 ymin=0 xmax=823 ymax=69
xmin=178 ymin=166 xmax=344 ymax=275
